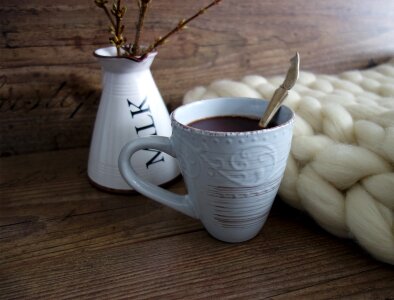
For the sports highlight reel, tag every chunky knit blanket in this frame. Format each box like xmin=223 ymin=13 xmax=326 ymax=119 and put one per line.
xmin=183 ymin=59 xmax=394 ymax=264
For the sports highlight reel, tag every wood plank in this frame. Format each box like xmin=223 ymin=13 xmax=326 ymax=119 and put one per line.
xmin=0 ymin=67 xmax=102 ymax=155
xmin=1 ymin=148 xmax=393 ymax=299
xmin=271 ymin=267 xmax=394 ymax=299
xmin=1 ymin=0 xmax=394 ymax=155
xmin=1 ymin=220 xmax=393 ymax=299
xmin=0 ymin=148 xmax=201 ymax=265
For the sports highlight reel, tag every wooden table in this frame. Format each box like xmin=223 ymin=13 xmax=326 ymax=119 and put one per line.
xmin=2 ymin=0 xmax=394 ymax=298
xmin=1 ymin=148 xmax=393 ymax=299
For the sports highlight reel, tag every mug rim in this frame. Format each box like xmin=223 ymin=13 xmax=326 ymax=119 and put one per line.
xmin=171 ymin=97 xmax=294 ymax=137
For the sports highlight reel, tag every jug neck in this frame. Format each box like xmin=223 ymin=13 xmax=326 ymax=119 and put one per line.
xmin=94 ymin=46 xmax=157 ymax=73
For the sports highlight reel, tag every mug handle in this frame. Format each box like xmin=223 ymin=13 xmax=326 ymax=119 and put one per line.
xmin=118 ymin=136 xmax=197 ymax=219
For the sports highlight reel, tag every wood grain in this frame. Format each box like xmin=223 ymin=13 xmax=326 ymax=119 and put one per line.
xmin=1 ymin=149 xmax=394 ymax=299
xmin=0 ymin=148 xmax=200 ymax=265
xmin=2 ymin=2 xmax=394 ymax=294
xmin=1 ymin=0 xmax=394 ymax=155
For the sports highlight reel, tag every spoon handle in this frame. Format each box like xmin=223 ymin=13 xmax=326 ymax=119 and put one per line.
xmin=258 ymin=87 xmax=288 ymax=128
xmin=259 ymin=52 xmax=300 ymax=128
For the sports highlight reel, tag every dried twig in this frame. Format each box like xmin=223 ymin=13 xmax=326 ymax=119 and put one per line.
xmin=131 ymin=0 xmax=151 ymax=56
xmin=95 ymin=0 xmax=126 ymax=56
xmin=110 ymin=0 xmax=127 ymax=56
xmin=95 ymin=0 xmax=223 ymax=59
xmin=95 ymin=0 xmax=116 ymax=28
xmin=140 ymin=0 xmax=222 ymax=57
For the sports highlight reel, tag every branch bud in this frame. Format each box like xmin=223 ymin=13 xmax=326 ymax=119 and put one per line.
xmin=94 ymin=0 xmax=108 ymax=8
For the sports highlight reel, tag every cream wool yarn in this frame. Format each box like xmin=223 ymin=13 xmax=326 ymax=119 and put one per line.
xmin=183 ymin=59 xmax=394 ymax=264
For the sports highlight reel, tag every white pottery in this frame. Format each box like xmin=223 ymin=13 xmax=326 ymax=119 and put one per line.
xmin=88 ymin=46 xmax=180 ymax=191
xmin=119 ymin=98 xmax=294 ymax=242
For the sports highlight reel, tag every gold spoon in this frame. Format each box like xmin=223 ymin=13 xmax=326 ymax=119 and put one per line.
xmin=259 ymin=52 xmax=300 ymax=128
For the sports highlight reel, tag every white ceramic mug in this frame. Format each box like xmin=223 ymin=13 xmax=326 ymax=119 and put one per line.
xmin=119 ymin=98 xmax=294 ymax=242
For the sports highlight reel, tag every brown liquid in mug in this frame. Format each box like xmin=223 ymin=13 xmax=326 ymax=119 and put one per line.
xmin=188 ymin=116 xmax=277 ymax=132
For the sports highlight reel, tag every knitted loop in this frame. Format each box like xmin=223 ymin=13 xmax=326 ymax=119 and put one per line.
xmin=183 ymin=59 xmax=394 ymax=264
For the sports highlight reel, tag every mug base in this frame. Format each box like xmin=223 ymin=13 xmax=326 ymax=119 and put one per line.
xmin=207 ymin=231 xmax=261 ymax=243
xmin=205 ymin=224 xmax=265 ymax=243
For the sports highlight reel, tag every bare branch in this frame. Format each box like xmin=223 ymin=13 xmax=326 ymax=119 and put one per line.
xmin=109 ymin=0 xmax=127 ymax=56
xmin=140 ymin=0 xmax=222 ymax=57
xmin=95 ymin=0 xmax=223 ymax=59
xmin=132 ymin=0 xmax=152 ymax=56
xmin=95 ymin=0 xmax=116 ymax=28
